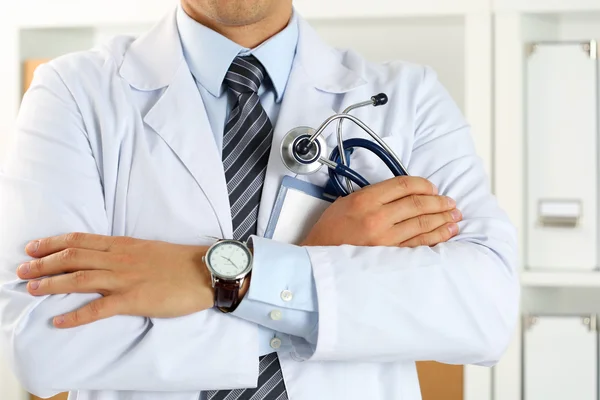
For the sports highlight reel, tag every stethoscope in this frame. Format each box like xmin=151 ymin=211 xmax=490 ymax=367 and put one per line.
xmin=280 ymin=93 xmax=409 ymax=197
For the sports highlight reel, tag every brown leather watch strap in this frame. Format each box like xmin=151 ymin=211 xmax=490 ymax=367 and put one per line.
xmin=214 ymin=279 xmax=242 ymax=313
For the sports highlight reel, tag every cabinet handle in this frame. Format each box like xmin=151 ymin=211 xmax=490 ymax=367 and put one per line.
xmin=538 ymin=199 xmax=582 ymax=228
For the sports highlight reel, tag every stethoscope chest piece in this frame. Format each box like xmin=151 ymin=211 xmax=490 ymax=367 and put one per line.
xmin=280 ymin=126 xmax=329 ymax=175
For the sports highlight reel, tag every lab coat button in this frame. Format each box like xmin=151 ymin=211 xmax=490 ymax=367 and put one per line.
xmin=270 ymin=310 xmax=283 ymax=321
xmin=270 ymin=338 xmax=282 ymax=349
xmin=281 ymin=290 xmax=293 ymax=302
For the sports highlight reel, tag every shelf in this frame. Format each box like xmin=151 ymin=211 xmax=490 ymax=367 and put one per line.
xmin=494 ymin=0 xmax=600 ymax=13
xmin=522 ymin=271 xmax=600 ymax=287
xmin=295 ymin=0 xmax=487 ymax=19
xmin=12 ymin=0 xmax=177 ymax=28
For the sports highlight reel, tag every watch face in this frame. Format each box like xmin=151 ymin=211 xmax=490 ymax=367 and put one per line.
xmin=207 ymin=241 xmax=252 ymax=279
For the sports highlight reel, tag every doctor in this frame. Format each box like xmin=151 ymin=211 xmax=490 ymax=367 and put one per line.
xmin=0 ymin=0 xmax=519 ymax=399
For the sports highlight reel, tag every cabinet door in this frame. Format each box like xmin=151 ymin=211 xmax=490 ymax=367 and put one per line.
xmin=417 ymin=362 xmax=463 ymax=400
xmin=526 ymin=42 xmax=599 ymax=270
xmin=523 ymin=316 xmax=597 ymax=400
xmin=23 ymin=59 xmax=51 ymax=94
xmin=31 ymin=394 xmax=68 ymax=400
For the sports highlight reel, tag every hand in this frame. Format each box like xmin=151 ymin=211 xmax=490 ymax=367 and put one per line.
xmin=301 ymin=176 xmax=462 ymax=248
xmin=16 ymin=233 xmax=221 ymax=328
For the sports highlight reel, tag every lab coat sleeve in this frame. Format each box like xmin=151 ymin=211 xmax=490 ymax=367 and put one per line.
xmin=249 ymin=66 xmax=520 ymax=366
xmin=0 ymin=64 xmax=259 ymax=397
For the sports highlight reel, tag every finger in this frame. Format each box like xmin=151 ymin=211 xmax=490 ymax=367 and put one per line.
xmin=26 ymin=232 xmax=127 ymax=257
xmin=386 ymin=195 xmax=457 ymax=224
xmin=399 ymin=222 xmax=460 ymax=248
xmin=53 ymin=296 xmax=121 ymax=329
xmin=27 ymin=270 xmax=116 ymax=296
xmin=390 ymin=209 xmax=463 ymax=243
xmin=361 ymin=176 xmax=438 ymax=205
xmin=18 ymin=248 xmax=114 ymax=279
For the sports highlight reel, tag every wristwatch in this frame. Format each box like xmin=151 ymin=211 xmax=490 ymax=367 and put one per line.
xmin=202 ymin=239 xmax=253 ymax=313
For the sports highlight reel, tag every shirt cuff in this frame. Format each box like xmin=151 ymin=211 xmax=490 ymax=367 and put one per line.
xmin=248 ymin=236 xmax=317 ymax=312
xmin=231 ymin=236 xmax=319 ymax=340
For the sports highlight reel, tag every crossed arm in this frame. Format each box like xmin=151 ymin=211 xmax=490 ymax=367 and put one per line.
xmin=13 ymin=176 xmax=459 ymax=330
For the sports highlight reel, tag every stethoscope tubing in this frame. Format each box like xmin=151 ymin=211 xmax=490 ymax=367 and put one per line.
xmin=327 ymin=138 xmax=407 ymax=197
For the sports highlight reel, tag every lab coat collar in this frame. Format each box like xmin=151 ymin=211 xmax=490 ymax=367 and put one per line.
xmin=118 ymin=8 xmax=367 ymax=94
xmin=295 ymin=17 xmax=368 ymax=93
xmin=119 ymin=9 xmax=183 ymax=91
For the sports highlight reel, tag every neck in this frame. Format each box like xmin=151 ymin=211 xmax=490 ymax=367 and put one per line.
xmin=181 ymin=3 xmax=293 ymax=49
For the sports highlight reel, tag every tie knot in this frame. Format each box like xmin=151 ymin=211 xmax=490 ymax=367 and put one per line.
xmin=224 ymin=55 xmax=267 ymax=95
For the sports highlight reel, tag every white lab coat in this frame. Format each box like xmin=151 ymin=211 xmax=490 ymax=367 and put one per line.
xmin=0 ymin=8 xmax=519 ymax=400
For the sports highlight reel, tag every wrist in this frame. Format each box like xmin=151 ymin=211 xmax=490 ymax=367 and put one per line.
xmin=239 ymin=246 xmax=253 ymax=298
xmin=197 ymin=246 xmax=215 ymax=310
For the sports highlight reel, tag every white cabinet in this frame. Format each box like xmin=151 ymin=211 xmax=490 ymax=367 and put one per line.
xmin=523 ymin=315 xmax=598 ymax=400
xmin=525 ymin=41 xmax=599 ymax=271
xmin=494 ymin=11 xmax=600 ymax=400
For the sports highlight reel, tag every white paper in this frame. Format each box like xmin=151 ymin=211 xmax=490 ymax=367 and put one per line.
xmin=271 ymin=188 xmax=331 ymax=245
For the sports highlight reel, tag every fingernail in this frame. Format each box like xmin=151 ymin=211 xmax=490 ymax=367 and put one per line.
xmin=432 ymin=185 xmax=438 ymax=195
xmin=447 ymin=197 xmax=456 ymax=208
xmin=449 ymin=224 xmax=459 ymax=235
xmin=451 ymin=209 xmax=462 ymax=221
xmin=54 ymin=315 xmax=65 ymax=326
xmin=18 ymin=263 xmax=30 ymax=275
xmin=26 ymin=241 xmax=39 ymax=254
xmin=29 ymin=280 xmax=40 ymax=290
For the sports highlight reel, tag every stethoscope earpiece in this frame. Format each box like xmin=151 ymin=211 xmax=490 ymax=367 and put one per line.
xmin=371 ymin=93 xmax=388 ymax=106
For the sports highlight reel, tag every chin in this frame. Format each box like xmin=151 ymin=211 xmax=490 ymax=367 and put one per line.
xmin=203 ymin=0 xmax=276 ymax=26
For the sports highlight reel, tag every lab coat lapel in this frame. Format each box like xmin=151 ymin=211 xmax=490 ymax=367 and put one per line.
xmin=256 ymin=17 xmax=368 ymax=236
xmin=143 ymin=69 xmax=233 ymax=239
xmin=119 ymin=9 xmax=233 ymax=239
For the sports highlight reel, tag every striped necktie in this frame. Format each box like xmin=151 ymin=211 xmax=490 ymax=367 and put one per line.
xmin=207 ymin=56 xmax=289 ymax=400
xmin=222 ymin=55 xmax=274 ymax=242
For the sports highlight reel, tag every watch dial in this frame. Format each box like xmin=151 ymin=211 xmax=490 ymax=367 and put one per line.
xmin=208 ymin=242 xmax=250 ymax=278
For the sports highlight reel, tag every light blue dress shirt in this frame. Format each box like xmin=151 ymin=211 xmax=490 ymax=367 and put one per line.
xmin=176 ymin=7 xmax=319 ymax=357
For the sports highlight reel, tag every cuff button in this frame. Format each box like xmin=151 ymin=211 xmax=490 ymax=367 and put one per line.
xmin=280 ymin=290 xmax=293 ymax=302
xmin=270 ymin=310 xmax=283 ymax=321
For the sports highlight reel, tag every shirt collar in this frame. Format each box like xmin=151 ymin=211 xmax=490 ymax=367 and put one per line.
xmin=176 ymin=5 xmax=298 ymax=102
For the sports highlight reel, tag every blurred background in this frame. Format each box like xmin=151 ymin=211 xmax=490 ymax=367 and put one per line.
xmin=1 ymin=0 xmax=600 ymax=399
